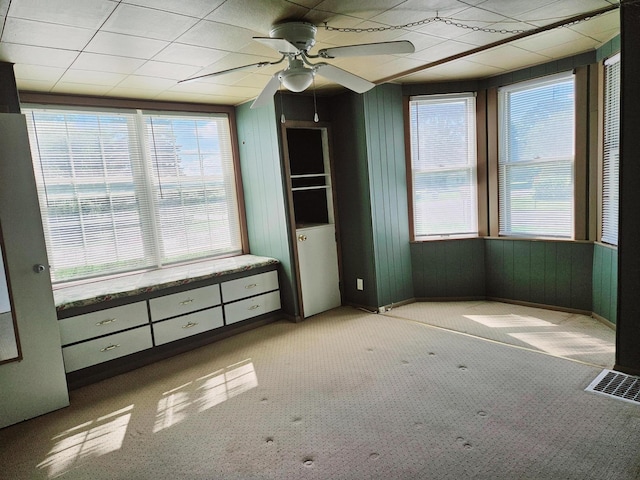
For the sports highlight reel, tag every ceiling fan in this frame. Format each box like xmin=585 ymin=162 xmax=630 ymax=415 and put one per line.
xmin=179 ymin=21 xmax=415 ymax=108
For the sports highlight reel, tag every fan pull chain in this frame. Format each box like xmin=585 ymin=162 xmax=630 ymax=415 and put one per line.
xmin=280 ymin=84 xmax=286 ymax=124
xmin=313 ymin=75 xmax=319 ymax=123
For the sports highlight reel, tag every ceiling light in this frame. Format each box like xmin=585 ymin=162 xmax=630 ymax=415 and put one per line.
xmin=279 ymin=59 xmax=315 ymax=92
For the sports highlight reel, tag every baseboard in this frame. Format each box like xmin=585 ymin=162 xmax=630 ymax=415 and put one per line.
xmin=485 ymin=297 xmax=592 ymax=316
xmin=592 ymin=312 xmax=616 ymax=330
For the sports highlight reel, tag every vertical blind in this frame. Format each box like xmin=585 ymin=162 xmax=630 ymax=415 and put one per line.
xmin=409 ymin=93 xmax=478 ymax=239
xmin=602 ymin=53 xmax=620 ymax=246
xmin=24 ymin=106 xmax=242 ymax=283
xmin=498 ymin=72 xmax=575 ymax=238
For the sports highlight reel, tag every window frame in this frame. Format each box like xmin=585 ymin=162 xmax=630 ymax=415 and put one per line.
xmin=496 ymin=71 xmax=578 ymax=240
xmin=20 ymin=93 xmax=248 ymax=284
xmin=405 ymin=92 xmax=484 ymax=241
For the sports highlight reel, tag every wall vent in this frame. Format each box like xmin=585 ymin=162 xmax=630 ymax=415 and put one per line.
xmin=585 ymin=369 xmax=640 ymax=405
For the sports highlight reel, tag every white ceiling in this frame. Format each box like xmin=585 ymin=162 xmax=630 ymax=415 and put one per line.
xmin=0 ymin=0 xmax=620 ymax=106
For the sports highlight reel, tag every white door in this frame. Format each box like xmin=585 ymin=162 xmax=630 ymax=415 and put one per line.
xmin=0 ymin=114 xmax=69 ymax=428
xmin=297 ymin=224 xmax=341 ymax=318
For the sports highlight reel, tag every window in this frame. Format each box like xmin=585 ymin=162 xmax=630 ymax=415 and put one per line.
xmin=408 ymin=93 xmax=478 ymax=239
xmin=602 ymin=53 xmax=620 ymax=246
xmin=498 ymin=72 xmax=575 ymax=238
xmin=24 ymin=106 xmax=243 ymax=283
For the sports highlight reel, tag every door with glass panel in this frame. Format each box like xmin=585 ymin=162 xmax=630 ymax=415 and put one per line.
xmin=0 ymin=114 xmax=69 ymax=428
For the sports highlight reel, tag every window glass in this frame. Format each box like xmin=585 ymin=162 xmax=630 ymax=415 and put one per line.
xmin=409 ymin=93 xmax=478 ymax=239
xmin=498 ymin=73 xmax=575 ymax=238
xmin=24 ymin=106 xmax=242 ymax=283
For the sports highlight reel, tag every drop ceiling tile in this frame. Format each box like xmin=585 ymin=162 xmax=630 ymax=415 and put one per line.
xmin=122 ymin=0 xmax=225 ymax=18
xmin=521 ymin=0 xmax=617 ymax=27
xmin=154 ymin=90 xmax=246 ymax=105
xmin=473 ymin=0 xmax=557 ymax=17
xmin=455 ymin=21 xmax=533 ymax=47
xmin=107 ymin=86 xmax=163 ymax=99
xmin=427 ymin=58 xmax=507 ymax=79
xmin=115 ymin=75 xmax=176 ymax=90
xmin=177 ymin=20 xmax=255 ymax=52
xmin=396 ymin=69 xmax=449 ymax=84
xmin=335 ymin=19 xmax=410 ymax=44
xmin=567 ymin=10 xmax=620 ymax=40
xmin=313 ymin=0 xmax=408 ymax=21
xmin=205 ymin=0 xmax=311 ymax=34
xmin=60 ymin=69 xmax=127 ymax=86
xmin=3 ymin=17 xmax=94 ymax=50
xmin=71 ymin=52 xmax=146 ymax=74
xmin=512 ymin=28 xmax=588 ymax=53
xmin=466 ymin=44 xmax=551 ymax=70
xmin=171 ymin=81 xmax=262 ymax=98
xmin=8 ymin=0 xmax=118 ymax=29
xmin=51 ymin=82 xmax=113 ymax=96
xmin=13 ymin=64 xmax=66 ymax=82
xmin=16 ymin=78 xmax=56 ymax=92
xmin=367 ymin=0 xmax=468 ymax=25
xmin=134 ymin=61 xmax=200 ymax=81
xmin=0 ymin=0 xmax=9 ymax=16
xmin=197 ymin=52 xmax=275 ymax=77
xmin=0 ymin=15 xmax=5 ymax=38
xmin=535 ymin=36 xmax=601 ymax=59
xmin=85 ymin=32 xmax=168 ymax=59
xmin=153 ymin=43 xmax=229 ymax=67
xmin=0 ymin=43 xmax=79 ymax=68
xmin=102 ymin=3 xmax=199 ymax=41
xmin=232 ymin=72 xmax=274 ymax=88
xmin=393 ymin=31 xmax=447 ymax=53
xmin=409 ymin=39 xmax=477 ymax=63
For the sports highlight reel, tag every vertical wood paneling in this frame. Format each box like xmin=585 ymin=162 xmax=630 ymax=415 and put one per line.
xmin=236 ymin=101 xmax=297 ymax=316
xmin=555 ymin=242 xmax=573 ymax=307
xmin=363 ymin=85 xmax=413 ymax=306
xmin=593 ymin=243 xmax=618 ymax=324
xmin=512 ymin=241 xmax=530 ymax=300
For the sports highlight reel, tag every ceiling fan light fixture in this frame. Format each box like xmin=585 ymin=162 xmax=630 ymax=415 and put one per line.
xmin=279 ymin=67 xmax=314 ymax=92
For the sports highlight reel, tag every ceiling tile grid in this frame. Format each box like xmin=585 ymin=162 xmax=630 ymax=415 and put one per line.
xmin=0 ymin=0 xmax=620 ymax=106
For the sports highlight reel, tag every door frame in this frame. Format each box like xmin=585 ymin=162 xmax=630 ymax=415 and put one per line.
xmin=280 ymin=120 xmax=343 ymax=319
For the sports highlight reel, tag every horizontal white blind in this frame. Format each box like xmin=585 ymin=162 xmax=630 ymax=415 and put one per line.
xmin=143 ymin=113 xmax=242 ymax=263
xmin=24 ymin=106 xmax=242 ymax=283
xmin=498 ymin=73 xmax=575 ymax=238
xmin=602 ymin=55 xmax=620 ymax=246
xmin=409 ymin=93 xmax=478 ymax=238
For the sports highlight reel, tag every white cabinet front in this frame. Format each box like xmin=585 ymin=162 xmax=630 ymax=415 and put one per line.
xmin=149 ymin=284 xmax=221 ymax=321
xmin=62 ymin=325 xmax=153 ymax=372
xmin=153 ymin=307 xmax=224 ymax=345
xmin=58 ymin=301 xmax=148 ymax=346
xmin=221 ymin=271 xmax=278 ymax=303
xmin=224 ymin=291 xmax=281 ymax=325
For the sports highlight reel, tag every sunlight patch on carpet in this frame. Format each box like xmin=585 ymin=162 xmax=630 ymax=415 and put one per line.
xmin=464 ymin=314 xmax=556 ymax=328
xmin=509 ymin=331 xmax=615 ymax=357
xmin=37 ymin=405 xmax=133 ymax=478
xmin=153 ymin=358 xmax=258 ymax=433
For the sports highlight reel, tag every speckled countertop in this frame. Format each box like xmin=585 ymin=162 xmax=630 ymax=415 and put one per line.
xmin=53 ymin=255 xmax=279 ymax=311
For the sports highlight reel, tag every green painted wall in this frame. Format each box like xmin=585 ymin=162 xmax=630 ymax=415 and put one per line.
xmin=411 ymin=238 xmax=485 ymax=298
xmin=485 ymin=239 xmax=593 ymax=311
xmin=330 ymin=92 xmax=378 ymax=308
xmin=592 ymin=243 xmax=618 ymax=324
xmin=235 ymin=101 xmax=297 ymax=316
xmin=363 ymin=84 xmax=414 ymax=306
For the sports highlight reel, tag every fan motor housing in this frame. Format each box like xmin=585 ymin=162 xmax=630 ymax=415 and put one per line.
xmin=269 ymin=21 xmax=317 ymax=52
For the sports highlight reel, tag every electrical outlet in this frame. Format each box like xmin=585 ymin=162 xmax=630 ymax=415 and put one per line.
xmin=356 ymin=278 xmax=363 ymax=291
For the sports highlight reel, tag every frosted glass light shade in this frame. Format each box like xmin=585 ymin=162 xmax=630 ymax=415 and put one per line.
xmin=280 ymin=69 xmax=314 ymax=92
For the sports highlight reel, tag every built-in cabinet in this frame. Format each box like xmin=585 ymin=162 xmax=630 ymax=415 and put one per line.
xmin=58 ymin=269 xmax=280 ymax=377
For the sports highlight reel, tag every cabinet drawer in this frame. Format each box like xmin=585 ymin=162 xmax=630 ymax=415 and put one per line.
xmin=149 ymin=284 xmax=221 ymax=321
xmin=58 ymin=302 xmax=148 ymax=346
xmin=221 ymin=270 xmax=278 ymax=303
xmin=224 ymin=291 xmax=281 ymax=325
xmin=153 ymin=306 xmax=223 ymax=346
xmin=62 ymin=325 xmax=153 ymax=372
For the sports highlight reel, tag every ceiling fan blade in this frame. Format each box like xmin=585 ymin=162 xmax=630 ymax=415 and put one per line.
xmin=315 ymin=64 xmax=375 ymax=94
xmin=318 ymin=40 xmax=415 ymax=58
xmin=253 ymin=37 xmax=300 ymax=54
xmin=178 ymin=62 xmax=271 ymax=83
xmin=250 ymin=73 xmax=283 ymax=109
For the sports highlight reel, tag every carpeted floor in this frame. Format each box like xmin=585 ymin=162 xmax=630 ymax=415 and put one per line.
xmin=0 ymin=302 xmax=637 ymax=479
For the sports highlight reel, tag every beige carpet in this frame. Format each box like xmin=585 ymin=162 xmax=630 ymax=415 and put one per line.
xmin=0 ymin=303 xmax=637 ymax=479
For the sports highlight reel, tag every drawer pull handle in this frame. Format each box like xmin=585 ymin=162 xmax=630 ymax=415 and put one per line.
xmin=249 ymin=304 xmax=260 ymax=310
xmin=95 ymin=318 xmax=117 ymax=326
xmin=182 ymin=322 xmax=199 ymax=329
xmin=100 ymin=344 xmax=120 ymax=352
xmin=179 ymin=298 xmax=194 ymax=305
xmin=245 ymin=283 xmax=258 ymax=289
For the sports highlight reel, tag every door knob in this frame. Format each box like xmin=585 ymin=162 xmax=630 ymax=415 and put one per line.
xmin=33 ymin=264 xmax=46 ymax=273
xmin=298 ymin=234 xmax=307 ymax=242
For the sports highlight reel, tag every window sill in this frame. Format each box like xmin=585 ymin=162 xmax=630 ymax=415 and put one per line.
xmin=53 ymin=255 xmax=279 ymax=312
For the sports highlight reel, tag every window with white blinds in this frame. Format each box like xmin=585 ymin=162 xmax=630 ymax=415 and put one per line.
xmin=409 ymin=93 xmax=478 ymax=239
xmin=602 ymin=53 xmax=620 ymax=246
xmin=24 ymin=106 xmax=242 ymax=283
xmin=498 ymin=72 xmax=575 ymax=238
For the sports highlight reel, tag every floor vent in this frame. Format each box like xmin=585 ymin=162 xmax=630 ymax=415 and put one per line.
xmin=585 ymin=369 xmax=640 ymax=405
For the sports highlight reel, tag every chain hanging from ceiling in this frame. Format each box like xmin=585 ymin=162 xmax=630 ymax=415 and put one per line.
xmin=321 ymin=8 xmax=615 ymax=36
